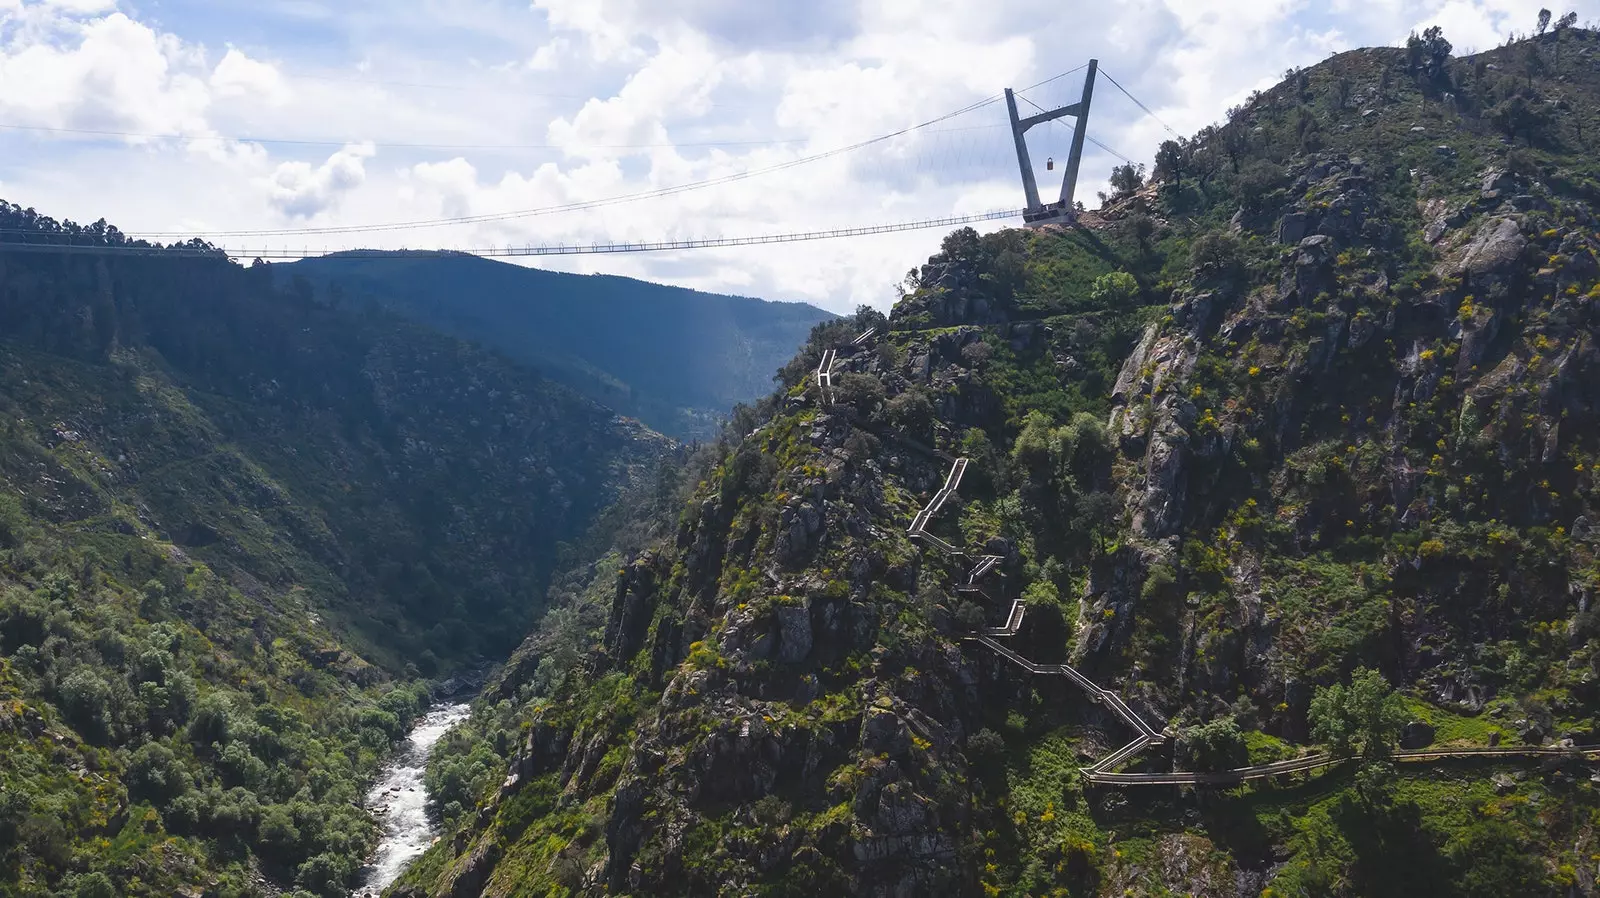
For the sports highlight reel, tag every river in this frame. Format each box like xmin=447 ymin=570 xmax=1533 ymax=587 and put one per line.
xmin=354 ymin=701 xmax=474 ymax=897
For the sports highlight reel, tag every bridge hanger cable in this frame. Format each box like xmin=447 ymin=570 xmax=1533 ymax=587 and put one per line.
xmin=122 ymin=89 xmax=1027 ymax=240
xmin=1014 ymin=94 xmax=1136 ymax=167
xmin=1084 ymin=135 xmax=1135 ymax=166
xmin=1098 ymin=68 xmax=1184 ymax=139
xmin=0 ymin=208 xmax=1027 ymax=260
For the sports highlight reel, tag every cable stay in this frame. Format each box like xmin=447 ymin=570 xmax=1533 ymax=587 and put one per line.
xmin=1098 ymin=68 xmax=1185 ymax=140
xmin=123 ymin=91 xmax=1016 ymax=240
xmin=0 ymin=58 xmax=1154 ymax=260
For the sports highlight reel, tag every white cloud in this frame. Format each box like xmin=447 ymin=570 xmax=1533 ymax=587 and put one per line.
xmin=210 ymin=47 xmax=290 ymax=106
xmin=0 ymin=11 xmax=210 ymax=136
xmin=525 ymin=37 xmax=570 ymax=71
xmin=4 ymin=0 xmax=1599 ymax=311
xmin=546 ymin=35 xmax=722 ymax=157
xmin=266 ymin=142 xmax=375 ymax=218
xmin=37 ymin=0 xmax=117 ymax=13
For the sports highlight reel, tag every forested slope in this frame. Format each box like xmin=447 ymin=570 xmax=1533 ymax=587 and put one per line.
xmin=0 ymin=211 xmax=670 ymax=897
xmin=281 ymin=253 xmax=834 ymax=440
xmin=396 ymin=27 xmax=1600 ymax=898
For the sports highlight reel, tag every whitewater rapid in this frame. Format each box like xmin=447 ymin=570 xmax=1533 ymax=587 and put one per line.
xmin=354 ymin=702 xmax=473 ymax=896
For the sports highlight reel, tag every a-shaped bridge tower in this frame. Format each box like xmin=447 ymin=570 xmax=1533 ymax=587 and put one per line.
xmin=1006 ymin=59 xmax=1098 ymax=228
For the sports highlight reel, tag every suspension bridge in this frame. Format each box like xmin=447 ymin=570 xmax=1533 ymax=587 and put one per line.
xmin=0 ymin=61 xmax=1171 ymax=262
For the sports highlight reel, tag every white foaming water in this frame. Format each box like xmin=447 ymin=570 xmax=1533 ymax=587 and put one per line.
xmin=354 ymin=702 xmax=473 ymax=896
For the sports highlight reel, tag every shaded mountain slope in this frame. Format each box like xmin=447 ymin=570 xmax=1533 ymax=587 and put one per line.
xmin=0 ymin=205 xmax=671 ymax=898
xmin=395 ymin=28 xmax=1600 ymax=898
xmin=280 ymin=253 xmax=835 ymax=439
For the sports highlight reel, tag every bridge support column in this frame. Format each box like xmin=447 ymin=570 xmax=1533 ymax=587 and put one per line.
xmin=1006 ymin=60 xmax=1098 ymax=228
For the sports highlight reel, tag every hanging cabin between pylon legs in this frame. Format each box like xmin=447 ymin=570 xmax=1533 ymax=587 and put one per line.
xmin=1046 ymin=157 xmax=1054 ymax=170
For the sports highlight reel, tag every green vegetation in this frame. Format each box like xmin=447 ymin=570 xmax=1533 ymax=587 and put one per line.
xmin=1309 ymin=668 xmax=1408 ymax=760
xmin=404 ymin=25 xmax=1600 ymax=898
xmin=0 ymin=202 xmax=668 ymax=895
xmin=282 ymin=252 xmax=834 ymax=440
xmin=16 ymin=20 xmax=1600 ymax=898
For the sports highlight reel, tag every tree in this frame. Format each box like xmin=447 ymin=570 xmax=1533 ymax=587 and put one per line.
xmin=1236 ymin=161 xmax=1287 ymax=212
xmin=1130 ymin=214 xmax=1156 ymax=254
xmin=1523 ymin=43 xmax=1547 ymax=88
xmin=1554 ymin=11 xmax=1579 ymax=59
xmin=852 ymin=304 xmax=889 ymax=336
xmin=1177 ymin=716 xmax=1247 ymax=772
xmin=1152 ymin=138 xmax=1189 ymax=187
xmin=1490 ymin=92 xmax=1552 ymax=145
xmin=1107 ymin=162 xmax=1146 ymax=200
xmin=57 ymin=669 xmax=115 ymax=743
xmin=1406 ymin=26 xmax=1453 ymax=87
xmin=126 ymin=742 xmax=193 ymax=806
xmin=885 ymin=389 xmax=936 ymax=443
xmin=1308 ymin=667 xmax=1408 ymax=760
xmin=832 ymin=373 xmax=885 ymax=420
xmin=296 ymin=852 xmax=357 ymax=898
xmin=1537 ymin=8 xmax=1552 ymax=34
xmin=1189 ymin=233 xmax=1245 ymax=287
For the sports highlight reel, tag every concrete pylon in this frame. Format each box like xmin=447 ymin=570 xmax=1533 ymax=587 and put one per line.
xmin=1006 ymin=59 xmax=1098 ymax=227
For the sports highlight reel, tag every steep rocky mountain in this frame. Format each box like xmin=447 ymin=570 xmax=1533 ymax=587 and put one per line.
xmin=0 ymin=210 xmax=670 ymax=897
xmin=393 ymin=28 xmax=1600 ymax=898
xmin=279 ymin=253 xmax=835 ymax=440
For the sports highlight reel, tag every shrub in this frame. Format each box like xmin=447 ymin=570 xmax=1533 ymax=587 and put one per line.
xmin=1090 ymin=271 xmax=1140 ymax=306
xmin=126 ymin=742 xmax=192 ymax=806
xmin=1177 ymin=716 xmax=1248 ymax=771
xmin=967 ymin=728 xmax=1005 ymax=760
xmin=1309 ymin=667 xmax=1407 ymax=759
xmin=834 ymin=373 xmax=886 ymax=419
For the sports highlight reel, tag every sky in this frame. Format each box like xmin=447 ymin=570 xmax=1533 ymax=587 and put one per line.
xmin=0 ymin=0 xmax=1592 ymax=313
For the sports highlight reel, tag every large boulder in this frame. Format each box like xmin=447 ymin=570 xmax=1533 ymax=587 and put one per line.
xmin=1278 ymin=211 xmax=1310 ymax=244
xmin=1400 ymin=720 xmax=1436 ymax=749
xmin=1445 ymin=217 xmax=1526 ymax=277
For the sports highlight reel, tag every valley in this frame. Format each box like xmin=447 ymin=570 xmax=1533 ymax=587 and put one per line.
xmin=3 ymin=20 xmax=1600 ymax=898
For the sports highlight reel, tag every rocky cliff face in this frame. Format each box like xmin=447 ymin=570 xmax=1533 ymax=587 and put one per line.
xmin=399 ymin=31 xmax=1600 ymax=898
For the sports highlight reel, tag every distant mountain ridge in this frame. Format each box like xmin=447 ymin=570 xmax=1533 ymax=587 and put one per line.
xmin=280 ymin=252 xmax=835 ymax=439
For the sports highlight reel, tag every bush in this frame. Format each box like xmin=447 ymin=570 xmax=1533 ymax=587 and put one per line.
xmin=1177 ymin=716 xmax=1247 ymax=771
xmin=126 ymin=742 xmax=192 ymax=806
xmin=68 ymin=872 xmax=117 ymax=898
xmin=967 ymin=728 xmax=1005 ymax=760
xmin=885 ymin=390 xmax=935 ymax=442
xmin=833 ymin=373 xmax=885 ymax=419
xmin=1090 ymin=271 xmax=1140 ymax=306
xmin=56 ymin=669 xmax=114 ymax=743
xmin=296 ymin=852 xmax=357 ymax=898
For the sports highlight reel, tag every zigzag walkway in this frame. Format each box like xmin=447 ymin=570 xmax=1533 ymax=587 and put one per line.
xmin=902 ymin=454 xmax=1168 ymax=777
xmin=817 ymin=331 xmax=1600 ymax=786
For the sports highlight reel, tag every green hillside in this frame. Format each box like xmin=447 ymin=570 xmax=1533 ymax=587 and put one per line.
xmin=393 ymin=26 xmax=1600 ymax=898
xmin=0 ymin=212 xmax=670 ymax=897
xmin=280 ymin=253 xmax=835 ymax=440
